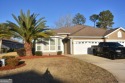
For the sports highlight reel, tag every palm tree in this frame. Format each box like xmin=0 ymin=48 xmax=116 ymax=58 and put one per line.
xmin=6 ymin=10 xmax=53 ymax=56
xmin=0 ymin=23 xmax=12 ymax=53
xmin=0 ymin=23 xmax=12 ymax=38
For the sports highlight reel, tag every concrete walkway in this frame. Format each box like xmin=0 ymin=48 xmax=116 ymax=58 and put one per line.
xmin=67 ymin=55 xmax=125 ymax=83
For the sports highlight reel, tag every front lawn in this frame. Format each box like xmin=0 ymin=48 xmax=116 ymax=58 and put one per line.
xmin=0 ymin=56 xmax=118 ymax=83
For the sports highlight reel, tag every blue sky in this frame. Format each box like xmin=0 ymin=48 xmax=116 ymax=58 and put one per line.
xmin=0 ymin=0 xmax=125 ymax=28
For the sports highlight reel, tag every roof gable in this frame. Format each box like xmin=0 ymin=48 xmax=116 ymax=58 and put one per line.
xmin=104 ymin=27 xmax=125 ymax=37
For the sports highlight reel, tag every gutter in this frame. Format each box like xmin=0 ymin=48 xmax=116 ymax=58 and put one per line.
xmin=69 ymin=36 xmax=104 ymax=38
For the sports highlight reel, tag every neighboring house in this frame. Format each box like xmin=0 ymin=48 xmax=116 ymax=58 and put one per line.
xmin=0 ymin=39 xmax=24 ymax=53
xmin=35 ymin=25 xmax=125 ymax=55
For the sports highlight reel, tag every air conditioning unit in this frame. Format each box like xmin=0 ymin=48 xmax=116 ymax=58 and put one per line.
xmin=0 ymin=59 xmax=5 ymax=67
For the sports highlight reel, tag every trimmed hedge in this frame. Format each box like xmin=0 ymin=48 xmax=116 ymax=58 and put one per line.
xmin=1 ymin=48 xmax=8 ymax=53
xmin=16 ymin=48 xmax=26 ymax=57
xmin=6 ymin=58 xmax=19 ymax=67
xmin=57 ymin=51 xmax=62 ymax=55
xmin=2 ymin=56 xmax=16 ymax=60
xmin=7 ymin=48 xmax=16 ymax=52
xmin=35 ymin=51 xmax=43 ymax=56
xmin=2 ymin=56 xmax=20 ymax=67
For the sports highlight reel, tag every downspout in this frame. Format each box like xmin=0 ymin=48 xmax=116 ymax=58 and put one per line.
xmin=72 ymin=37 xmax=74 ymax=55
xmin=70 ymin=38 xmax=72 ymax=54
xmin=103 ymin=36 xmax=107 ymax=42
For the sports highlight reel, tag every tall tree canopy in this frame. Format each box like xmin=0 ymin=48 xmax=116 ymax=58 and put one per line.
xmin=55 ymin=14 xmax=73 ymax=28
xmin=96 ymin=10 xmax=114 ymax=29
xmin=72 ymin=13 xmax=86 ymax=25
xmin=6 ymin=10 xmax=53 ymax=56
xmin=90 ymin=14 xmax=99 ymax=27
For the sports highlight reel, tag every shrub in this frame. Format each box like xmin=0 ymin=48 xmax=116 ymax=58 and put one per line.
xmin=16 ymin=48 xmax=26 ymax=57
xmin=35 ymin=51 xmax=42 ymax=56
xmin=7 ymin=48 xmax=16 ymax=52
xmin=1 ymin=48 xmax=8 ymax=53
xmin=2 ymin=56 xmax=16 ymax=60
xmin=2 ymin=56 xmax=16 ymax=66
xmin=6 ymin=58 xmax=19 ymax=67
xmin=0 ymin=61 xmax=2 ymax=67
xmin=57 ymin=51 xmax=62 ymax=55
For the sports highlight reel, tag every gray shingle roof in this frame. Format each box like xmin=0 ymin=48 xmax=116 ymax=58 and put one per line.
xmin=53 ymin=25 xmax=110 ymax=37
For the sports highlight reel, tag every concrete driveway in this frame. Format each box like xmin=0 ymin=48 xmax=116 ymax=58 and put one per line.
xmin=67 ymin=55 xmax=125 ymax=83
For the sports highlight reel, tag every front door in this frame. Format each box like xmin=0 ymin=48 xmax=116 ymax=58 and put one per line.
xmin=63 ymin=39 xmax=70 ymax=54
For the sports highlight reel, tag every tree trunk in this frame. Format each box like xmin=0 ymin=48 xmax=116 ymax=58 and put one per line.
xmin=24 ymin=42 xmax=33 ymax=56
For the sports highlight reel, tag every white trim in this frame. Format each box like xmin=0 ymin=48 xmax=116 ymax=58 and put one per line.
xmin=105 ymin=27 xmax=125 ymax=37
xmin=70 ymin=39 xmax=72 ymax=54
xmin=50 ymin=36 xmax=64 ymax=39
xmin=58 ymin=33 xmax=70 ymax=35
xmin=60 ymin=38 xmax=64 ymax=53
xmin=73 ymin=39 xmax=103 ymax=42
xmin=69 ymin=36 xmax=103 ymax=38
xmin=106 ymin=39 xmax=125 ymax=41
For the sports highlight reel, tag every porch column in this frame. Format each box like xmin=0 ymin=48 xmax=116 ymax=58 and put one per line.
xmin=70 ymin=39 xmax=72 ymax=54
xmin=0 ymin=39 xmax=2 ymax=54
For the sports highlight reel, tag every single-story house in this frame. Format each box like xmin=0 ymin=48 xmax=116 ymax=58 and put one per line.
xmin=0 ymin=39 xmax=24 ymax=53
xmin=35 ymin=25 xmax=125 ymax=55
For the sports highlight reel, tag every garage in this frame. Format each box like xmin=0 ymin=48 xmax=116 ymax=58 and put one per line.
xmin=51 ymin=25 xmax=125 ymax=55
xmin=73 ymin=40 xmax=103 ymax=55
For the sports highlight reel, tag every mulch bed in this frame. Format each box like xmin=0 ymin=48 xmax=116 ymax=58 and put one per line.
xmin=0 ymin=63 xmax=26 ymax=71
xmin=18 ymin=55 xmax=66 ymax=59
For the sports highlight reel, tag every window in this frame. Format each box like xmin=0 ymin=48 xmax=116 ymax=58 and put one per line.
xmin=37 ymin=46 xmax=41 ymax=51
xmin=79 ymin=42 xmax=81 ymax=44
xmin=117 ymin=31 xmax=122 ymax=38
xmin=58 ymin=39 xmax=61 ymax=50
xmin=44 ymin=40 xmax=49 ymax=50
xmin=50 ymin=39 xmax=55 ymax=50
xmin=41 ymin=38 xmax=62 ymax=51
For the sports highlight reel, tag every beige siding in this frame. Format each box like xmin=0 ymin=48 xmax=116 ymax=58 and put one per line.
xmin=107 ymin=29 xmax=125 ymax=40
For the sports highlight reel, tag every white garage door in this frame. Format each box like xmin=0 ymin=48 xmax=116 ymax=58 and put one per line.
xmin=73 ymin=40 xmax=103 ymax=55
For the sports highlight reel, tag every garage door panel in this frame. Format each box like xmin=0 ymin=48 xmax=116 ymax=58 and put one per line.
xmin=74 ymin=44 xmax=88 ymax=54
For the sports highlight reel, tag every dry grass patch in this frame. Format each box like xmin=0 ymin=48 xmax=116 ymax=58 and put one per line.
xmin=0 ymin=52 xmax=18 ymax=59
xmin=0 ymin=57 xmax=118 ymax=83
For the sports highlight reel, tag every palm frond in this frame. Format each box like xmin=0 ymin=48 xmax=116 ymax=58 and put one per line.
xmin=6 ymin=10 xmax=53 ymax=43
